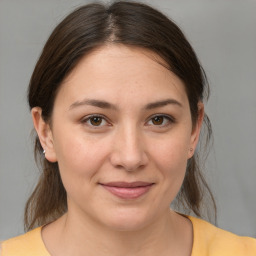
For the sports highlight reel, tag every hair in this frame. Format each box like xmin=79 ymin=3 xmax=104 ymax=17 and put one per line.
xmin=25 ymin=1 xmax=216 ymax=231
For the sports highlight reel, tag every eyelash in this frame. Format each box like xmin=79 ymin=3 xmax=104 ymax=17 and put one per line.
xmin=146 ymin=114 xmax=175 ymax=128
xmin=81 ymin=114 xmax=175 ymax=129
xmin=81 ymin=114 xmax=110 ymax=128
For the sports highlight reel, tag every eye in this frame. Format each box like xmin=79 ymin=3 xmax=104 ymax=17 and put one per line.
xmin=147 ymin=115 xmax=174 ymax=127
xmin=82 ymin=115 xmax=109 ymax=127
xmin=151 ymin=116 xmax=165 ymax=125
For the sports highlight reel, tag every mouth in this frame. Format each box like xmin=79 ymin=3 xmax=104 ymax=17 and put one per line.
xmin=99 ymin=181 xmax=154 ymax=199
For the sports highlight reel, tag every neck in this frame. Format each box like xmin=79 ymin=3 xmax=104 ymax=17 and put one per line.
xmin=42 ymin=209 xmax=192 ymax=256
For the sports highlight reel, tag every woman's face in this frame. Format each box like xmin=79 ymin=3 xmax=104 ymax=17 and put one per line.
xmin=34 ymin=45 xmax=202 ymax=231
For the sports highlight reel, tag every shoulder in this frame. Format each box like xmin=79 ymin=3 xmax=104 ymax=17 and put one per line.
xmin=1 ymin=227 xmax=50 ymax=256
xmin=188 ymin=216 xmax=256 ymax=256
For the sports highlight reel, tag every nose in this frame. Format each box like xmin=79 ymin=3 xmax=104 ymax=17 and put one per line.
xmin=110 ymin=125 xmax=148 ymax=172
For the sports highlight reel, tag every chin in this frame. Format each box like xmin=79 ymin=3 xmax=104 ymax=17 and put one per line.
xmin=100 ymin=207 xmax=156 ymax=232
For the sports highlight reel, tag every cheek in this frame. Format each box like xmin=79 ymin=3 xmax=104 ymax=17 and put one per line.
xmin=151 ymin=132 xmax=190 ymax=172
xmin=53 ymin=130 xmax=111 ymax=187
xmin=148 ymin=132 xmax=190 ymax=197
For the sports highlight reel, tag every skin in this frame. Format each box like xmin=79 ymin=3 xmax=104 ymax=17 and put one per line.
xmin=32 ymin=44 xmax=204 ymax=256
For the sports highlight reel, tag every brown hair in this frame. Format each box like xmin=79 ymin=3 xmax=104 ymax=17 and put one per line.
xmin=25 ymin=1 xmax=216 ymax=231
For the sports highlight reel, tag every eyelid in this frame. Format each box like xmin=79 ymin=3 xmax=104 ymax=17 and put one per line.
xmin=80 ymin=113 xmax=175 ymax=128
xmin=81 ymin=114 xmax=111 ymax=128
xmin=146 ymin=114 xmax=175 ymax=126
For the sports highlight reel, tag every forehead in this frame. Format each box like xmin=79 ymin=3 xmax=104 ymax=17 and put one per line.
xmin=56 ymin=44 xmax=188 ymax=108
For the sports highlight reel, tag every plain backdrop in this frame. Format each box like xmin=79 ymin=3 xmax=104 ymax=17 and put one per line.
xmin=0 ymin=0 xmax=256 ymax=240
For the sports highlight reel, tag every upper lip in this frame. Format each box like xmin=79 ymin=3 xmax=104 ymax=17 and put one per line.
xmin=100 ymin=181 xmax=154 ymax=188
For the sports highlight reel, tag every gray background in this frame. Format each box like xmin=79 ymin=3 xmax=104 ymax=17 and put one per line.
xmin=0 ymin=0 xmax=255 ymax=240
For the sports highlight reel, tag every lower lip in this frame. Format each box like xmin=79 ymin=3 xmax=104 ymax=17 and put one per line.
xmin=101 ymin=184 xmax=153 ymax=199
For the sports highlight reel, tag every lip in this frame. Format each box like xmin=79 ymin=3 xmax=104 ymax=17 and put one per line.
xmin=100 ymin=181 xmax=154 ymax=199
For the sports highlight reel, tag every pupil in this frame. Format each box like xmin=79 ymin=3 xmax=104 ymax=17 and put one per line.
xmin=91 ymin=117 xmax=102 ymax=126
xmin=153 ymin=116 xmax=163 ymax=125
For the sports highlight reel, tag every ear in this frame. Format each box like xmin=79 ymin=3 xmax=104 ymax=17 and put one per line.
xmin=31 ymin=107 xmax=57 ymax=163
xmin=188 ymin=102 xmax=204 ymax=159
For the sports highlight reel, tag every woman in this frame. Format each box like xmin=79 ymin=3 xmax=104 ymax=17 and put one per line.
xmin=1 ymin=1 xmax=255 ymax=255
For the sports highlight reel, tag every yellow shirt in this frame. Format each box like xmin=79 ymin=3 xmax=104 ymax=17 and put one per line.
xmin=1 ymin=216 xmax=256 ymax=255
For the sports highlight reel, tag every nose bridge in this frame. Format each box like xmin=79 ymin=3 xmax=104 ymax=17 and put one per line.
xmin=110 ymin=122 xmax=147 ymax=171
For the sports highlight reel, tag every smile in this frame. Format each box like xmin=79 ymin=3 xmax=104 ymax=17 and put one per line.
xmin=100 ymin=181 xmax=154 ymax=199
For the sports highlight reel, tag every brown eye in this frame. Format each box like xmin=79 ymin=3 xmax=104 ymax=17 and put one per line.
xmin=89 ymin=116 xmax=103 ymax=126
xmin=152 ymin=116 xmax=164 ymax=125
xmin=82 ymin=115 xmax=109 ymax=129
xmin=147 ymin=115 xmax=174 ymax=127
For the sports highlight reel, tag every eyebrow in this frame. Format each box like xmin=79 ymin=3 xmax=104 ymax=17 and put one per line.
xmin=144 ymin=99 xmax=182 ymax=109
xmin=69 ymin=98 xmax=182 ymax=110
xmin=69 ymin=99 xmax=117 ymax=110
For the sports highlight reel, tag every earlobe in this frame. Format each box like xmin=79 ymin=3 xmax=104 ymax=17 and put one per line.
xmin=31 ymin=107 xmax=57 ymax=163
xmin=188 ymin=102 xmax=204 ymax=159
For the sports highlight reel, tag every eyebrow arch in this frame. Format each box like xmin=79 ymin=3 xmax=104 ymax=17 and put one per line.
xmin=69 ymin=99 xmax=117 ymax=110
xmin=144 ymin=99 xmax=182 ymax=109
xmin=69 ymin=98 xmax=182 ymax=111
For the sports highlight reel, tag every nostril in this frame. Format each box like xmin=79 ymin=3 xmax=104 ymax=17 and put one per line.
xmin=110 ymin=150 xmax=148 ymax=172
xmin=109 ymin=130 xmax=149 ymax=171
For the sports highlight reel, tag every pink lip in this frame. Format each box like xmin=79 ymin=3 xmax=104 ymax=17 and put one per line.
xmin=100 ymin=181 xmax=154 ymax=199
